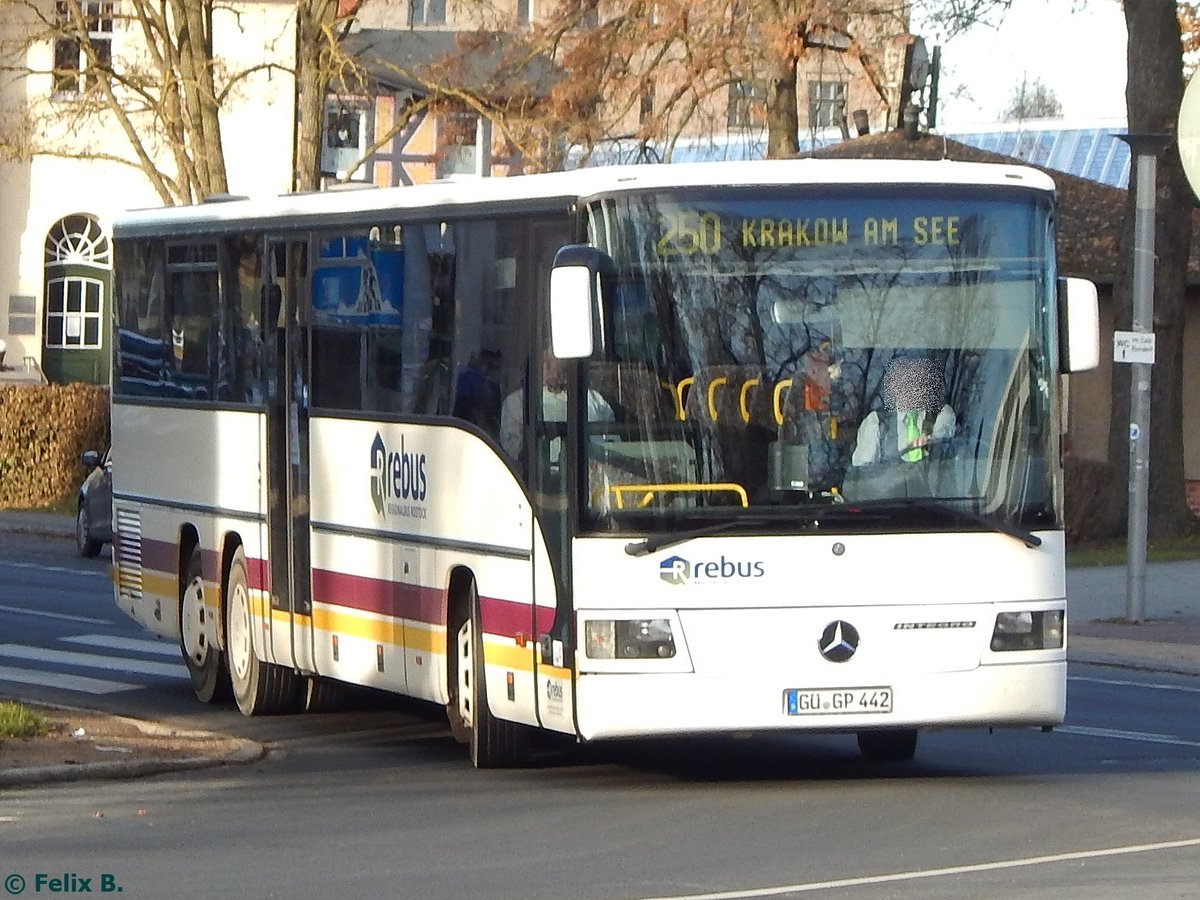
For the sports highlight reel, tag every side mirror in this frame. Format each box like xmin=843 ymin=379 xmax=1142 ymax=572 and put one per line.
xmin=549 ymin=245 xmax=606 ymax=359
xmin=81 ymin=450 xmax=101 ymax=468
xmin=1060 ymin=277 xmax=1099 ymax=373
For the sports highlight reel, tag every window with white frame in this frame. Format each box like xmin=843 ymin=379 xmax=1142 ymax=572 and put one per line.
xmin=408 ymin=0 xmax=447 ymax=26
xmin=321 ymin=102 xmax=368 ymax=179
xmin=808 ymin=80 xmax=847 ymax=129
xmin=53 ymin=1 xmax=114 ymax=95
xmin=438 ymin=111 xmax=478 ymax=177
xmin=728 ymin=79 xmax=765 ymax=129
xmin=44 ymin=214 xmax=111 ymax=351
xmin=44 ymin=277 xmax=104 ymax=349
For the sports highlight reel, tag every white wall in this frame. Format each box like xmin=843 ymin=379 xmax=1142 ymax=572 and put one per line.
xmin=0 ymin=1 xmax=298 ymax=372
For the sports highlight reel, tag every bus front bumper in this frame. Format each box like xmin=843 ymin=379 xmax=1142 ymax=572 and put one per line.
xmin=573 ymin=659 xmax=1066 ymax=741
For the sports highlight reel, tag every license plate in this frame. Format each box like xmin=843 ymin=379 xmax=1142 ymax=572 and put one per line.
xmin=784 ymin=687 xmax=893 ymax=715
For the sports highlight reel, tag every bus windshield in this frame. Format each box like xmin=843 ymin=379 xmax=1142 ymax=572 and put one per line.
xmin=579 ymin=186 xmax=1060 ymax=536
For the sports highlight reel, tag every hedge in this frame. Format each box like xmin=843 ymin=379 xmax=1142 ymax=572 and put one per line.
xmin=0 ymin=384 xmax=110 ymax=509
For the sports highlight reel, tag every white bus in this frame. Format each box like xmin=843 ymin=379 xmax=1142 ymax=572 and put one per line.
xmin=109 ymin=159 xmax=1099 ymax=767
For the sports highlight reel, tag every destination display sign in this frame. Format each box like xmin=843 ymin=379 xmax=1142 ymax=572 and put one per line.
xmin=655 ymin=210 xmax=964 ymax=257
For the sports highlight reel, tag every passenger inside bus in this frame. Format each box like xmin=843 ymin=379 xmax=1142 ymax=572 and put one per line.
xmin=851 ymin=355 xmax=957 ymax=467
xmin=453 ymin=347 xmax=503 ymax=436
xmin=499 ymin=355 xmax=614 ymax=465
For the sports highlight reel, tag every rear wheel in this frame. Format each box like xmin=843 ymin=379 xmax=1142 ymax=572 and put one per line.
xmin=301 ymin=676 xmax=348 ymax=713
xmin=857 ymin=728 xmax=918 ymax=762
xmin=179 ymin=545 xmax=229 ymax=703
xmin=450 ymin=584 xmax=528 ymax=768
xmin=226 ymin=547 xmax=298 ymax=715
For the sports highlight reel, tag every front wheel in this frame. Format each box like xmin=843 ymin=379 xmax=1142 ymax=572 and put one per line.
xmin=450 ymin=586 xmax=528 ymax=768
xmin=857 ymin=728 xmax=918 ymax=762
xmin=226 ymin=548 xmax=298 ymax=715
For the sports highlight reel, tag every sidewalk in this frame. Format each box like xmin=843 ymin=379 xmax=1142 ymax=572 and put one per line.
xmin=1066 ymin=560 xmax=1200 ymax=676
xmin=2 ymin=507 xmax=1199 ymax=675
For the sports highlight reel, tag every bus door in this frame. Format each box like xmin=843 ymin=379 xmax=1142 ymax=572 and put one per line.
xmin=263 ymin=239 xmax=315 ymax=673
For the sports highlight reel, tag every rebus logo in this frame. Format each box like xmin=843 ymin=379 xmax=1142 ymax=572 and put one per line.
xmin=370 ymin=432 xmax=429 ymax=518
xmin=659 ymin=554 xmax=765 ymax=585
xmin=659 ymin=555 xmax=690 ymax=585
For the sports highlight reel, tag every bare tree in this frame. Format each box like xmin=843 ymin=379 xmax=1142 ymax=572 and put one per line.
xmin=478 ymin=0 xmax=1036 ymax=167
xmin=0 ymin=0 xmax=382 ymax=203
xmin=999 ymin=75 xmax=1063 ymax=121
xmin=479 ymin=0 xmax=918 ymax=165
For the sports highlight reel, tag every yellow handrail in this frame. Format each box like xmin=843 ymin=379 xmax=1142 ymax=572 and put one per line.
xmin=607 ymin=482 xmax=749 ymax=509
xmin=675 ymin=376 xmax=695 ymax=421
xmin=773 ymin=378 xmax=793 ymax=426
xmin=739 ymin=377 xmax=760 ymax=424
xmin=706 ymin=376 xmax=728 ymax=421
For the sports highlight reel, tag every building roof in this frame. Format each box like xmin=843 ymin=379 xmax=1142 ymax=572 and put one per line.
xmin=945 ymin=120 xmax=1130 ymax=189
xmin=341 ymin=29 xmax=557 ymax=101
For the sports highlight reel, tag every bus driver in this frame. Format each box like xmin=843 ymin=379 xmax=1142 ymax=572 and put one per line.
xmin=851 ymin=356 xmax=956 ymax=467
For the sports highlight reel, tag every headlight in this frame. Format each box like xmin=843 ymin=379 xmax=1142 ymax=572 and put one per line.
xmin=584 ymin=618 xmax=676 ymax=659
xmin=991 ymin=610 xmax=1064 ymax=651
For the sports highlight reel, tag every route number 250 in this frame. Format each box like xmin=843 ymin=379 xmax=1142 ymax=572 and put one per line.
xmin=656 ymin=211 xmax=722 ymax=257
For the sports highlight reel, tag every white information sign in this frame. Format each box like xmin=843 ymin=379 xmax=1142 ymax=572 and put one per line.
xmin=1180 ymin=73 xmax=1200 ymax=201
xmin=1113 ymin=330 xmax=1156 ymax=365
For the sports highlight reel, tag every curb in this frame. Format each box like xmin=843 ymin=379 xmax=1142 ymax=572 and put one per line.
xmin=0 ymin=709 xmax=266 ymax=787
xmin=1068 ymin=642 xmax=1200 ymax=679
xmin=0 ymin=517 xmax=74 ymax=541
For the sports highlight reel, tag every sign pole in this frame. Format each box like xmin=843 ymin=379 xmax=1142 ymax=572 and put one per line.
xmin=1115 ymin=134 xmax=1169 ymax=623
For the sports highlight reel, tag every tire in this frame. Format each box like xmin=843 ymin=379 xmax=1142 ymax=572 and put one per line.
xmin=179 ymin=545 xmax=230 ymax=703
xmin=301 ymin=676 xmax=347 ymax=713
xmin=450 ymin=584 xmax=528 ymax=768
xmin=226 ymin=547 xmax=298 ymax=716
xmin=76 ymin=503 xmax=102 ymax=558
xmin=857 ymin=728 xmax=919 ymax=762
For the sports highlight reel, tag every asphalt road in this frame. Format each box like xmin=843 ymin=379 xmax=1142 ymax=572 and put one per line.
xmin=3 ymin=530 xmax=1200 ymax=899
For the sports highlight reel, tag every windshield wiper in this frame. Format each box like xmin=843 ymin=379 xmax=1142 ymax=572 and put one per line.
xmin=623 ymin=510 xmax=826 ymax=557
xmin=847 ymin=498 xmax=1042 ymax=549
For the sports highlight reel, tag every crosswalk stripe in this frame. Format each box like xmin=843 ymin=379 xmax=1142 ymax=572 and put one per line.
xmin=0 ymin=644 xmax=185 ymax=678
xmin=0 ymin=561 xmax=108 ymax=579
xmin=62 ymin=634 xmax=180 ymax=657
xmin=0 ymin=664 xmax=137 ymax=694
xmin=0 ymin=604 xmax=113 ymax=625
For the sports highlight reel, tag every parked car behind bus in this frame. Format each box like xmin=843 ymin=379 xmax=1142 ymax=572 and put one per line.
xmin=76 ymin=449 xmax=112 ymax=557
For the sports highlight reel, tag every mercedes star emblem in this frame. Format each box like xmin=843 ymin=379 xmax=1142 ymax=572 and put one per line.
xmin=818 ymin=620 xmax=860 ymax=662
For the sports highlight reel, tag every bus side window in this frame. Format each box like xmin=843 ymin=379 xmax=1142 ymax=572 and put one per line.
xmin=221 ymin=235 xmax=264 ymax=405
xmin=400 ymin=223 xmax=455 ymax=416
xmin=165 ymin=243 xmax=219 ymax=400
xmin=113 ymin=238 xmax=168 ymax=397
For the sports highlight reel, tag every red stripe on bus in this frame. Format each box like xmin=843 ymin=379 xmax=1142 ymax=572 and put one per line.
xmin=129 ymin=541 xmax=556 ymax=638
xmin=311 ymin=568 xmax=444 ymax=623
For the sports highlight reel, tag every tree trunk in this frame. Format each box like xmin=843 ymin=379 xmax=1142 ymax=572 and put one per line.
xmin=293 ymin=0 xmax=339 ymax=192
xmin=765 ymin=53 xmax=800 ymax=158
xmin=173 ymin=0 xmax=228 ymax=199
xmin=1107 ymin=3 xmax=1194 ymax=538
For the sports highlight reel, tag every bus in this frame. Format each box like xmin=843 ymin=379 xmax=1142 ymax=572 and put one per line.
xmin=109 ymin=158 xmax=1100 ymax=767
